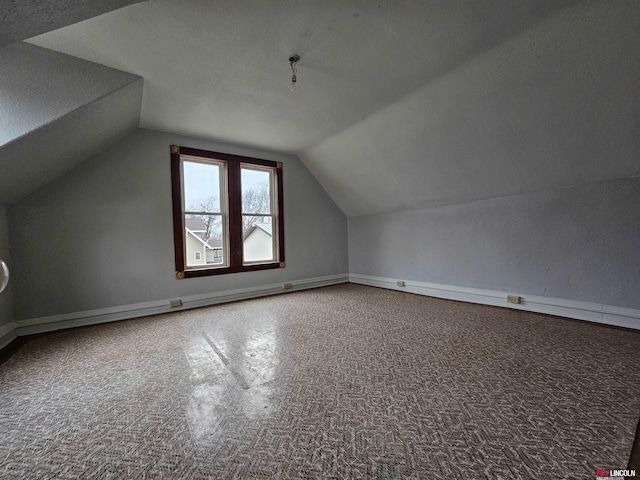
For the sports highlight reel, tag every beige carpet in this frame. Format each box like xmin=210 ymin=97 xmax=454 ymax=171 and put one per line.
xmin=1 ymin=284 xmax=639 ymax=479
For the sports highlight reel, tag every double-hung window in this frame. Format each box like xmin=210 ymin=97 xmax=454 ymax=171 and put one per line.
xmin=170 ymin=145 xmax=284 ymax=278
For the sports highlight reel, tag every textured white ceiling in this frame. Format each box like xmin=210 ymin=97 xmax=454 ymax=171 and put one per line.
xmin=301 ymin=1 xmax=640 ymax=215
xmin=0 ymin=0 xmax=143 ymax=47
xmin=28 ymin=0 xmax=576 ymax=152
xmin=0 ymin=43 xmax=143 ymax=204
xmin=17 ymin=0 xmax=640 ymax=216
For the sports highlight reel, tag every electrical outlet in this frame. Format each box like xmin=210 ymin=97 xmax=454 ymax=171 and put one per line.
xmin=507 ymin=295 xmax=522 ymax=304
xmin=169 ymin=299 xmax=183 ymax=308
xmin=283 ymin=283 xmax=293 ymax=290
xmin=396 ymin=280 xmax=406 ymax=287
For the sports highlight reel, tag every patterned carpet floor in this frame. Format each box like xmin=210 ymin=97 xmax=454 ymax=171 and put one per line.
xmin=0 ymin=283 xmax=639 ymax=479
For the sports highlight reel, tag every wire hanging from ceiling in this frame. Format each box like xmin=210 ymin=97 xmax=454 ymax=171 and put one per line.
xmin=289 ymin=54 xmax=300 ymax=92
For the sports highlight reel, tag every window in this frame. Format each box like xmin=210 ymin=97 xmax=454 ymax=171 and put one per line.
xmin=171 ymin=145 xmax=284 ymax=278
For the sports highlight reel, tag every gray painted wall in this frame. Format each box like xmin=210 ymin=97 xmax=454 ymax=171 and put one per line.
xmin=349 ymin=176 xmax=640 ymax=310
xmin=0 ymin=206 xmax=12 ymax=327
xmin=8 ymin=129 xmax=348 ymax=320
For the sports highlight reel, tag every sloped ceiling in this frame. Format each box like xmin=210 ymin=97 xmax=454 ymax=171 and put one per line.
xmin=27 ymin=0 xmax=577 ymax=153
xmin=0 ymin=43 xmax=143 ymax=204
xmin=302 ymin=1 xmax=640 ymax=215
xmin=0 ymin=0 xmax=145 ymax=205
xmin=0 ymin=0 xmax=144 ymax=47
xmin=12 ymin=0 xmax=640 ymax=216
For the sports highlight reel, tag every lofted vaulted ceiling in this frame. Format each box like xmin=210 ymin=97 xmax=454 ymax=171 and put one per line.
xmin=26 ymin=0 xmax=579 ymax=153
xmin=3 ymin=0 xmax=639 ymax=215
xmin=0 ymin=1 xmax=145 ymax=205
xmin=0 ymin=0 xmax=144 ymax=47
xmin=0 ymin=43 xmax=142 ymax=204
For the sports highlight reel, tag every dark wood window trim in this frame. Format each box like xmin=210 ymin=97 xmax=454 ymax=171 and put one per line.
xmin=171 ymin=145 xmax=285 ymax=279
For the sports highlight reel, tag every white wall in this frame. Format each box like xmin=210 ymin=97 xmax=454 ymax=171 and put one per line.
xmin=8 ymin=128 xmax=348 ymax=320
xmin=349 ymin=176 xmax=640 ymax=311
xmin=0 ymin=206 xmax=11 ymax=328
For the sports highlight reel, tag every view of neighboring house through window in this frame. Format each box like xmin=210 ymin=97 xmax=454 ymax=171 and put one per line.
xmin=182 ymin=159 xmax=226 ymax=268
xmin=171 ymin=145 xmax=284 ymax=278
xmin=242 ymin=166 xmax=275 ymax=263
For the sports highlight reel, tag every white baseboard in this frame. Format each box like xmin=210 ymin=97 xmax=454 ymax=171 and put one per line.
xmin=11 ymin=274 xmax=349 ymax=338
xmin=4 ymin=272 xmax=637 ymax=350
xmin=0 ymin=321 xmax=17 ymax=351
xmin=349 ymin=274 xmax=640 ymax=330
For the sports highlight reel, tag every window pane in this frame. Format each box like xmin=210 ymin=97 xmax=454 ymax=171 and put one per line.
xmin=241 ymin=167 xmax=272 ymax=214
xmin=185 ymin=214 xmax=225 ymax=267
xmin=184 ymin=160 xmax=221 ymax=213
xmin=243 ymin=216 xmax=274 ymax=263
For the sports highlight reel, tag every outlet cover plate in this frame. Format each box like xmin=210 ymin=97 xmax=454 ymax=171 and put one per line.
xmin=507 ymin=295 xmax=522 ymax=304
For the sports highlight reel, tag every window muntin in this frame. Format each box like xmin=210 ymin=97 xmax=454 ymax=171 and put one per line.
xmin=171 ymin=145 xmax=284 ymax=278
